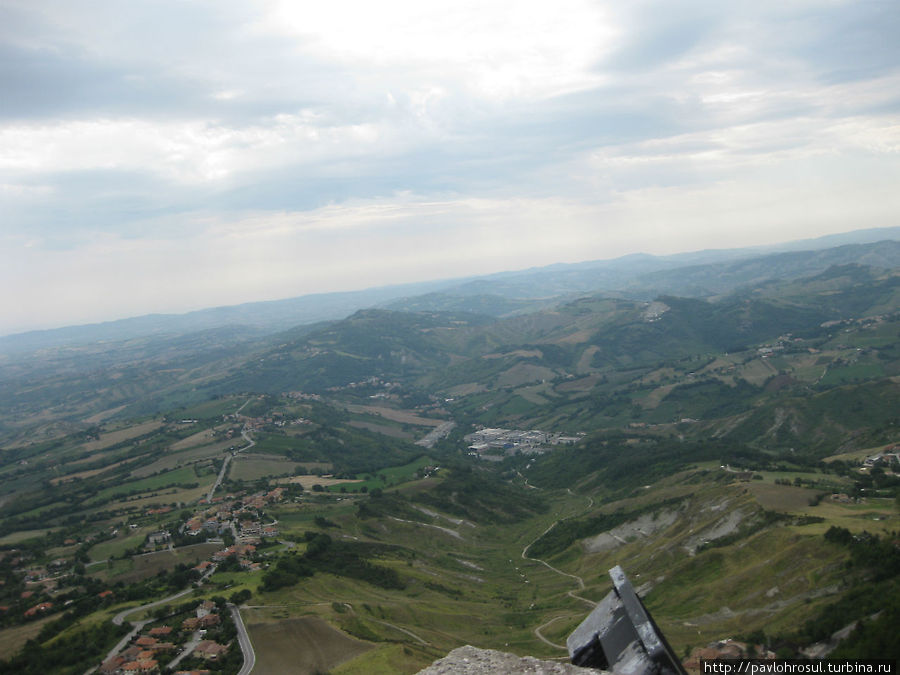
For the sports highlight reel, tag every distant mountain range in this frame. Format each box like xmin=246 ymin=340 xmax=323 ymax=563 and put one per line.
xmin=3 ymin=225 xmax=900 ymax=354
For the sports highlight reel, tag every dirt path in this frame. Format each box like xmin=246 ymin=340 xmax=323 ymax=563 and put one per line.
xmin=532 ymin=615 xmax=573 ymax=649
xmin=207 ymin=428 xmax=254 ymax=502
xmin=521 ymin=492 xmax=596 ymax=650
xmin=389 ymin=516 xmax=462 ymax=539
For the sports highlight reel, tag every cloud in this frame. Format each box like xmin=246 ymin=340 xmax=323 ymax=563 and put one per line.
xmin=1 ymin=0 xmax=899 ymax=333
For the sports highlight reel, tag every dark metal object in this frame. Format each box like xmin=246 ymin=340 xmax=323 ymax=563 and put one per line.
xmin=567 ymin=565 xmax=686 ymax=675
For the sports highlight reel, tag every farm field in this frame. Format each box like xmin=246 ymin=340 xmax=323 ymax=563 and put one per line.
xmin=91 ymin=543 xmax=222 ymax=584
xmin=348 ymin=420 xmax=414 ymax=439
xmin=0 ymin=615 xmax=57 ymax=657
xmin=169 ymin=425 xmax=226 ymax=451
xmin=90 ymin=465 xmax=202 ymax=502
xmin=344 ymin=406 xmax=445 ymax=427
xmin=131 ymin=440 xmax=232 ymax=477
xmin=230 ymin=454 xmax=304 ymax=481
xmin=277 ymin=475 xmax=364 ymax=489
xmin=88 ymin=529 xmax=150 ymax=562
xmin=79 ymin=419 xmax=165 ymax=452
xmin=3 ymin=257 xmax=900 ymax=673
xmin=0 ymin=528 xmax=60 ymax=545
xmin=327 ymin=455 xmax=435 ymax=492
xmin=246 ymin=616 xmax=374 ymax=675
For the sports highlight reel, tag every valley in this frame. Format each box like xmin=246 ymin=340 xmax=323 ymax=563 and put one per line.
xmin=1 ymin=242 xmax=899 ymax=673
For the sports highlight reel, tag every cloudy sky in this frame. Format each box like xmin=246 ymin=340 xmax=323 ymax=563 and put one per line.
xmin=2 ymin=0 xmax=899 ymax=334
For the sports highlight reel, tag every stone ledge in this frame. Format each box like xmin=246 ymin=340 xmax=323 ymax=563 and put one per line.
xmin=416 ymin=645 xmax=605 ymax=674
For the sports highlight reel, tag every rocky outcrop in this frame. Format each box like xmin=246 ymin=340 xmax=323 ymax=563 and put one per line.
xmin=416 ymin=645 xmax=605 ymax=674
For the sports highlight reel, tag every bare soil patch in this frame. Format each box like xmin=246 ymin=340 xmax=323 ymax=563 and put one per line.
xmin=482 ymin=349 xmax=542 ymax=360
xmin=132 ymin=441 xmax=233 ymax=478
xmin=230 ymin=455 xmax=303 ymax=481
xmin=558 ymin=329 xmax=594 ymax=345
xmin=748 ymin=483 xmax=823 ymax=512
xmin=170 ymin=426 xmax=224 ymax=451
xmin=345 ymin=405 xmax=444 ymax=427
xmin=556 ymin=374 xmax=603 ymax=393
xmin=80 ymin=420 xmax=164 ymax=452
xmin=639 ymin=384 xmax=677 ymax=409
xmin=582 ymin=510 xmax=679 ymax=553
xmin=496 ymin=363 xmax=556 ymax=388
xmin=51 ymin=458 xmax=132 ymax=485
xmin=276 ymin=476 xmax=364 ymax=489
xmin=248 ymin=616 xmax=373 ymax=675
xmin=83 ymin=404 xmax=128 ymax=424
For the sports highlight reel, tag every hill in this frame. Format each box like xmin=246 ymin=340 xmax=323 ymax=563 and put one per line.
xmin=1 ymin=233 xmax=900 ymax=673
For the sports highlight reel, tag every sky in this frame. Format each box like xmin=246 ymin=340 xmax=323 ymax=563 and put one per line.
xmin=2 ymin=0 xmax=899 ymax=335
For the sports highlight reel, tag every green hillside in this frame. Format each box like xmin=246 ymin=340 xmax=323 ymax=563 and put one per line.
xmin=2 ymin=249 xmax=900 ymax=673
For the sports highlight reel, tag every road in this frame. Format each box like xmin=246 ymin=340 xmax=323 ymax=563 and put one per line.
xmin=102 ymin=564 xmax=216 ymax=658
xmin=340 ymin=602 xmax=429 ymax=645
xmin=415 ymin=420 xmax=456 ymax=448
xmin=166 ymin=629 xmax=202 ymax=671
xmin=207 ymin=428 xmax=255 ymax=502
xmin=229 ymin=602 xmax=256 ymax=675
xmin=112 ymin=585 xmax=198 ymax=626
xmin=521 ymin=492 xmax=596 ymax=651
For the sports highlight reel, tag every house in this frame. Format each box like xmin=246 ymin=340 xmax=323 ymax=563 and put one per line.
xmin=148 ymin=626 xmax=172 ymax=637
xmin=24 ymin=602 xmax=53 ymax=618
xmin=99 ymin=590 xmax=115 ymax=599
xmin=135 ymin=636 xmax=157 ymax=648
xmin=194 ymin=640 xmax=228 ymax=660
xmin=99 ymin=655 xmax=125 ymax=675
xmin=198 ymin=613 xmax=220 ymax=628
xmin=196 ymin=599 xmax=216 ymax=617
xmin=147 ymin=531 xmax=170 ymax=545
xmin=181 ymin=617 xmax=200 ymax=631
xmin=121 ymin=645 xmax=143 ymax=660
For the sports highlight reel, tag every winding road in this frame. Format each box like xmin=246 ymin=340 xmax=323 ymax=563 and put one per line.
xmin=111 ymin=585 xmax=198 ymax=627
xmin=229 ymin=602 xmax=256 ymax=675
xmin=521 ymin=492 xmax=596 ymax=650
xmin=207 ymin=428 xmax=255 ymax=502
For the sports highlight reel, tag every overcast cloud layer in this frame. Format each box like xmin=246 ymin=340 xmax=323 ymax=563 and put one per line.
xmin=2 ymin=0 xmax=899 ymax=334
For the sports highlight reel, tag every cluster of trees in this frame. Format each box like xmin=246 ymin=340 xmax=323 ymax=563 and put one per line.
xmin=824 ymin=527 xmax=900 ymax=579
xmin=0 ymin=620 xmax=129 ymax=675
xmin=771 ymin=527 xmax=900 ymax=658
xmin=261 ymin=532 xmax=405 ymax=593
xmin=413 ymin=466 xmax=546 ymax=524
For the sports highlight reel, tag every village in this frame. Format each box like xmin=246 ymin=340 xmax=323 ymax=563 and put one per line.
xmin=85 ymin=476 xmax=295 ymax=673
xmin=99 ymin=597 xmax=237 ymax=674
xmin=0 ymin=423 xmax=300 ymax=675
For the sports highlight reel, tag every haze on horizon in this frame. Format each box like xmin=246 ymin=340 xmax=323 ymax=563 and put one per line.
xmin=2 ymin=0 xmax=899 ymax=335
